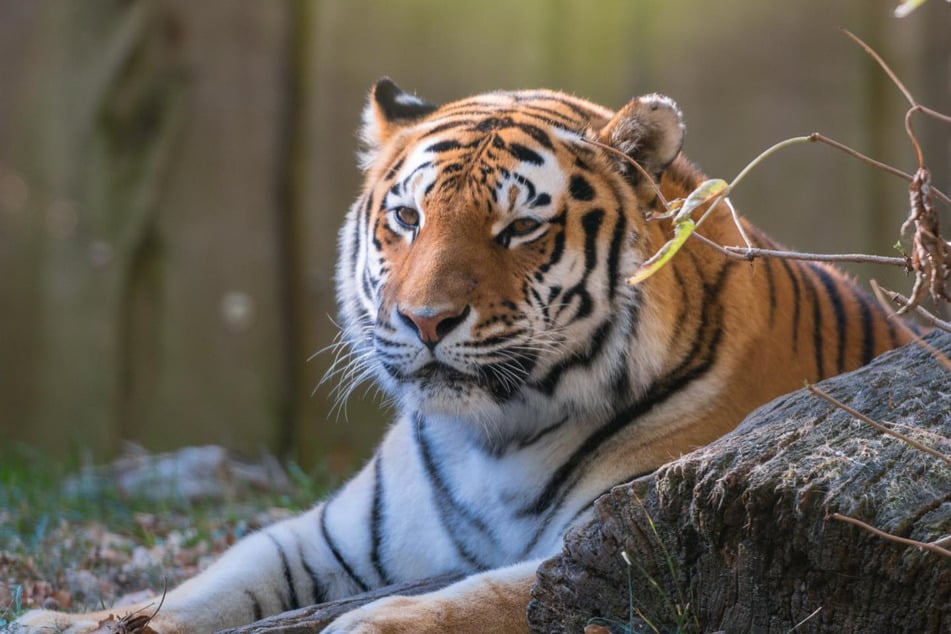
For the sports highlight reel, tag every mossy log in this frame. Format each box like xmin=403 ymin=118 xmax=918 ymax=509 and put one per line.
xmin=529 ymin=332 xmax=951 ymax=634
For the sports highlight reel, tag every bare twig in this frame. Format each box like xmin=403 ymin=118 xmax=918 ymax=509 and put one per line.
xmin=831 ymin=513 xmax=951 ymax=559
xmin=807 ymin=133 xmax=951 ymax=207
xmin=871 ymin=281 xmax=951 ymax=340
xmin=582 ymin=138 xmax=670 ymax=211
xmin=808 ymin=384 xmax=951 ymax=467
xmin=911 ymin=103 xmax=951 ymax=126
xmin=690 ymin=232 xmax=909 ymax=267
xmin=841 ymin=29 xmax=916 ymax=107
xmin=788 ymin=607 xmax=823 ymax=633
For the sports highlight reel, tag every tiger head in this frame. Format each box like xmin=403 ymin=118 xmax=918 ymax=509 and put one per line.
xmin=336 ymin=79 xmax=686 ymax=444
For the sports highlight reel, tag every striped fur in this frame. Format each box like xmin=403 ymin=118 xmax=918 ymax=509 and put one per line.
xmin=16 ymin=81 xmax=912 ymax=634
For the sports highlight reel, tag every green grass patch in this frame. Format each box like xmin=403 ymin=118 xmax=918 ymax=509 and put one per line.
xmin=0 ymin=443 xmax=335 ymax=623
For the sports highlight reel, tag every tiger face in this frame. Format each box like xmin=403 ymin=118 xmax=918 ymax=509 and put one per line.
xmin=336 ymin=80 xmax=685 ymax=443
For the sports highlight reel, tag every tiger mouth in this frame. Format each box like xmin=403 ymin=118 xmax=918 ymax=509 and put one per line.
xmin=409 ymin=359 xmax=534 ymax=402
xmin=412 ymin=362 xmax=476 ymax=384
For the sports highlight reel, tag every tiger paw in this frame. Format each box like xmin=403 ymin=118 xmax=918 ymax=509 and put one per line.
xmin=322 ymin=595 xmax=443 ymax=634
xmin=322 ymin=592 xmax=527 ymax=634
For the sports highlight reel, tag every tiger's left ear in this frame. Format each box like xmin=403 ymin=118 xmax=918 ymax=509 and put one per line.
xmin=597 ymin=94 xmax=685 ymax=177
xmin=359 ymin=78 xmax=437 ymax=170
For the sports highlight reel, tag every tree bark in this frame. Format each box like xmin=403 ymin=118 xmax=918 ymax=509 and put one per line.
xmin=529 ymin=332 xmax=951 ymax=634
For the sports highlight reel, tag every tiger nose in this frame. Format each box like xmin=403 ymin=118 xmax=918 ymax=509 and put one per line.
xmin=397 ymin=305 xmax=471 ymax=348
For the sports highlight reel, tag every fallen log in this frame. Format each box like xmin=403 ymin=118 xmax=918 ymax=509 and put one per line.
xmin=529 ymin=332 xmax=951 ymax=633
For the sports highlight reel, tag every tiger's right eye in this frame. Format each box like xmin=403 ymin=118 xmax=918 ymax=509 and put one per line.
xmin=393 ymin=206 xmax=420 ymax=229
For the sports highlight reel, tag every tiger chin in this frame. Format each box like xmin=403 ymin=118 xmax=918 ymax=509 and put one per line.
xmin=16 ymin=80 xmax=912 ymax=633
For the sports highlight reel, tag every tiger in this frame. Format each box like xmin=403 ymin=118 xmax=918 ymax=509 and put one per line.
xmin=15 ymin=79 xmax=912 ymax=634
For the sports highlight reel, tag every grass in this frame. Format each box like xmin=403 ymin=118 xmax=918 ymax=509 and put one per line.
xmin=0 ymin=444 xmax=335 ymax=626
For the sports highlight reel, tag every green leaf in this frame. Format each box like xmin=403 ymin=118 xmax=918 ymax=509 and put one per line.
xmin=628 ymin=179 xmax=727 ymax=285
xmin=675 ymin=178 xmax=728 ymax=222
xmin=627 ymin=217 xmax=696 ymax=285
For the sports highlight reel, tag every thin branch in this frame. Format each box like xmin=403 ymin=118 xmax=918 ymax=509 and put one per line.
xmin=582 ymin=138 xmax=670 ymax=211
xmin=730 ymin=135 xmax=813 ymax=191
xmin=690 ymin=232 xmax=910 ymax=267
xmin=808 ymin=384 xmax=951 ymax=467
xmin=841 ymin=28 xmax=917 ymax=107
xmin=831 ymin=513 xmax=951 ymax=559
xmin=904 ymin=107 xmax=926 ymax=169
xmin=841 ymin=29 xmax=928 ymax=168
xmin=872 ymin=281 xmax=951 ymax=335
xmin=723 ymin=197 xmax=754 ymax=252
xmin=808 ymin=132 xmax=951 ymax=207
xmin=912 ymin=103 xmax=951 ymax=125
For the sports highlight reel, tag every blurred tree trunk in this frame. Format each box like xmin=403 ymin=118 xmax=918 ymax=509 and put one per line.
xmin=9 ymin=1 xmax=291 ymax=459
xmin=14 ymin=1 xmax=186 ymax=457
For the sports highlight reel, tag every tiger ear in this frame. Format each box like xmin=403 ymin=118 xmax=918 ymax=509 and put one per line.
xmin=359 ymin=78 xmax=437 ymax=169
xmin=597 ymin=94 xmax=685 ymax=177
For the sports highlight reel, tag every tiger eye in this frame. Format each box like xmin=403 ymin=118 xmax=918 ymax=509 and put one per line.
xmin=394 ymin=206 xmax=420 ymax=228
xmin=508 ymin=217 xmax=541 ymax=236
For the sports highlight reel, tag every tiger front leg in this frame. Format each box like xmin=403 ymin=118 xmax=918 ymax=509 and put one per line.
xmin=12 ymin=505 xmax=361 ymax=634
xmin=321 ymin=560 xmax=539 ymax=634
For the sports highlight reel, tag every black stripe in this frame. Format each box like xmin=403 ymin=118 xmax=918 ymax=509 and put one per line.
xmin=512 ymin=121 xmax=556 ymax=149
xmin=517 ymin=103 xmax=581 ymax=127
xmin=385 ymin=156 xmax=405 ymax=180
xmin=855 ymin=290 xmax=877 ymax=366
xmin=531 ymin=319 xmax=613 ymax=395
xmin=667 ymin=268 xmax=691 ymax=344
xmin=245 ymin=590 xmax=264 ymax=622
xmin=764 ymin=258 xmax=777 ymax=327
xmin=370 ymin=456 xmax=393 ymax=585
xmin=522 ymin=332 xmax=716 ymax=519
xmin=416 ymin=415 xmax=492 ymax=569
xmin=801 ymin=266 xmax=825 ymax=378
xmin=426 ymin=140 xmax=462 ymax=153
xmin=566 ymin=469 xmax=657 ymax=527
xmin=532 ymin=193 xmax=551 ymax=207
xmin=508 ymin=417 xmax=568 ymax=453
xmin=557 ymin=209 xmax=604 ymax=322
xmin=319 ymin=505 xmax=371 ymax=592
xmin=512 ymin=92 xmax=603 ymax=120
xmin=778 ymin=257 xmax=801 ymax=351
xmin=297 ymin=543 xmax=326 ymax=606
xmin=508 ymin=142 xmax=544 ymax=165
xmin=521 ymin=261 xmax=733 ymax=520
xmin=538 ymin=208 xmax=567 ymax=274
xmin=606 ymin=208 xmax=626 ymax=301
xmin=810 ymin=264 xmax=847 ymax=375
xmin=569 ymin=174 xmax=596 ymax=201
xmin=887 ymin=316 xmax=901 ymax=348
xmin=266 ymin=533 xmax=299 ymax=611
xmin=419 ymin=119 xmax=472 ymax=139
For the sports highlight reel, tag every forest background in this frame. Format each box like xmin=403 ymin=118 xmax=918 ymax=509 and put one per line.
xmin=0 ymin=0 xmax=948 ymax=477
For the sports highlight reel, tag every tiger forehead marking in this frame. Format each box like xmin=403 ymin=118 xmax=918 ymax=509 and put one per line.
xmin=381 ymin=114 xmax=572 ymax=225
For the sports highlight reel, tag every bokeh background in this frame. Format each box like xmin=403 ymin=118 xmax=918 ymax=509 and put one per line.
xmin=0 ymin=0 xmax=948 ymax=476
